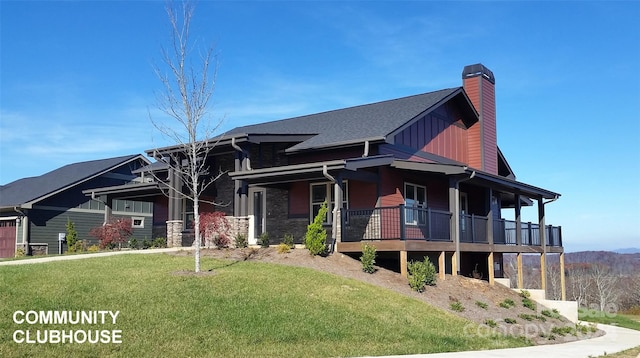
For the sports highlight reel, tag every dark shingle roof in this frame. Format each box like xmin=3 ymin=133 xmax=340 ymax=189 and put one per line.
xmin=0 ymin=155 xmax=143 ymax=207
xmin=227 ymin=88 xmax=462 ymax=152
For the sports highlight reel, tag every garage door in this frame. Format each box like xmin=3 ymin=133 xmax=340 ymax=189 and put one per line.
xmin=0 ymin=220 xmax=17 ymax=258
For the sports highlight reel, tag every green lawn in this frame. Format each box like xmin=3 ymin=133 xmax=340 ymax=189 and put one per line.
xmin=0 ymin=254 xmax=529 ymax=357
xmin=579 ymin=309 xmax=640 ymax=331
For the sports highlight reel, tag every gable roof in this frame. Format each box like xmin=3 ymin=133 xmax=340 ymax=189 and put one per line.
xmin=0 ymin=154 xmax=149 ymax=209
xmin=227 ymin=87 xmax=475 ymax=153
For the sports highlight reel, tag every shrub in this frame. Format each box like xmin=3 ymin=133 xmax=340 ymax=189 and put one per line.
xmin=504 ymin=318 xmax=516 ymax=324
xmin=484 ymin=319 xmax=497 ymax=328
xmin=283 ymin=233 xmax=294 ymax=249
xmin=305 ymin=201 xmax=327 ymax=256
xmin=360 ymin=244 xmax=376 ymax=274
xmin=65 ymin=218 xmax=78 ymax=251
xmin=142 ymin=239 xmax=152 ymax=249
xmin=450 ymin=301 xmax=465 ymax=312
xmin=499 ymin=298 xmax=515 ymax=309
xmin=87 ymin=245 xmax=100 ymax=253
xmin=518 ymin=313 xmax=534 ymax=321
xmin=128 ymin=238 xmax=139 ymax=249
xmin=407 ymin=257 xmax=437 ymax=292
xmin=152 ymin=237 xmax=167 ymax=248
xmin=519 ymin=290 xmax=531 ymax=299
xmin=522 ymin=297 xmax=536 ymax=311
xmin=67 ymin=240 xmax=86 ymax=253
xmin=199 ymin=212 xmax=232 ymax=248
xmin=259 ymin=232 xmax=270 ymax=248
xmin=475 ymin=301 xmax=488 ymax=309
xmin=15 ymin=248 xmax=25 ymax=257
xmin=541 ymin=309 xmax=561 ymax=319
xmin=277 ymin=243 xmax=291 ymax=254
xmin=89 ymin=218 xmax=133 ymax=249
xmin=235 ymin=233 xmax=248 ymax=248
xmin=551 ymin=326 xmax=574 ymax=336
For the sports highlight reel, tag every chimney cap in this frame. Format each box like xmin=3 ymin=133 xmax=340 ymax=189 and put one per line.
xmin=462 ymin=64 xmax=495 ymax=84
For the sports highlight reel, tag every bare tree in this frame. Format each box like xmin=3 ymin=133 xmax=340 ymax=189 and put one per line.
xmin=589 ymin=264 xmax=621 ymax=312
xmin=545 ymin=261 xmax=562 ymax=300
xmin=567 ymin=263 xmax=591 ymax=307
xmin=152 ymin=0 xmax=222 ymax=272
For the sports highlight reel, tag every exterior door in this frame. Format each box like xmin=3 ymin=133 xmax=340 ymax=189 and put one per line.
xmin=0 ymin=220 xmax=17 ymax=258
xmin=248 ymin=187 xmax=266 ymax=239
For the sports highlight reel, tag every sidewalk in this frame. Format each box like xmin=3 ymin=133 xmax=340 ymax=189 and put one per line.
xmin=363 ymin=324 xmax=640 ymax=358
xmin=0 ymin=247 xmax=192 ymax=266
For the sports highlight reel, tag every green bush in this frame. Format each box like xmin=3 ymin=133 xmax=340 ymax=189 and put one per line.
xmin=450 ymin=301 xmax=465 ymax=312
xmin=519 ymin=290 xmax=531 ymax=299
xmin=407 ymin=257 xmax=437 ymax=292
xmin=152 ymin=237 xmax=167 ymax=248
xmin=522 ymin=297 xmax=536 ymax=311
xmin=15 ymin=248 xmax=25 ymax=257
xmin=128 ymin=238 xmax=139 ymax=249
xmin=283 ymin=233 xmax=294 ymax=249
xmin=499 ymin=298 xmax=515 ymax=309
xmin=87 ymin=245 xmax=100 ymax=253
xmin=541 ymin=309 xmax=561 ymax=319
xmin=277 ymin=243 xmax=291 ymax=254
xmin=305 ymin=201 xmax=327 ymax=256
xmin=484 ymin=319 xmax=497 ymax=328
xmin=65 ymin=218 xmax=78 ymax=250
xmin=504 ymin=318 xmax=517 ymax=324
xmin=518 ymin=313 xmax=534 ymax=321
xmin=475 ymin=301 xmax=488 ymax=309
xmin=142 ymin=239 xmax=152 ymax=250
xmin=551 ymin=326 xmax=575 ymax=336
xmin=259 ymin=232 xmax=270 ymax=248
xmin=360 ymin=244 xmax=376 ymax=274
xmin=235 ymin=233 xmax=248 ymax=248
xmin=67 ymin=240 xmax=86 ymax=253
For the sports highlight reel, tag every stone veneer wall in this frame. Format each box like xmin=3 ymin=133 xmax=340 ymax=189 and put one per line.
xmin=166 ymin=220 xmax=183 ymax=248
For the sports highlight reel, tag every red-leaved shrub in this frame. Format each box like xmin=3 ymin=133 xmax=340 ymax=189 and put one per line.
xmin=89 ymin=218 xmax=133 ymax=249
xmin=198 ymin=212 xmax=232 ymax=248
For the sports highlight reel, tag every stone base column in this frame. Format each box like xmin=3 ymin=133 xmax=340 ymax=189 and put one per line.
xmin=166 ymin=220 xmax=184 ymax=248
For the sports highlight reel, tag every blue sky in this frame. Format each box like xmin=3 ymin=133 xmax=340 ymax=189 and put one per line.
xmin=1 ymin=1 xmax=638 ymax=252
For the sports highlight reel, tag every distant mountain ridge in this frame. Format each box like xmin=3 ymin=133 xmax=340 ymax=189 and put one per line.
xmin=513 ymin=250 xmax=640 ymax=275
xmin=613 ymin=248 xmax=640 ymax=254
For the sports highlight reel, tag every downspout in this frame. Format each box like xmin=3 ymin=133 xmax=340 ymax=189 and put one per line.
xmin=322 ymin=165 xmax=338 ymax=254
xmin=13 ymin=207 xmax=27 ymax=253
xmin=362 ymin=140 xmax=369 ymax=158
xmin=231 ymin=137 xmax=252 ymax=171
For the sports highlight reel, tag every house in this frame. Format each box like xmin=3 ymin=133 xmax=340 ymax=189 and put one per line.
xmin=87 ymin=64 xmax=566 ymax=299
xmin=0 ymin=155 xmax=155 ymax=257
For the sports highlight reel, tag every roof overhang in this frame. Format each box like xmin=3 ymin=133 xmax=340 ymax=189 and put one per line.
xmin=82 ymin=182 xmax=165 ymax=201
xmin=229 ymin=155 xmax=395 ymax=185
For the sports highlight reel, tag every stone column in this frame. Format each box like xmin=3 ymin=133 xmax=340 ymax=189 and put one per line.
xmin=166 ymin=220 xmax=184 ymax=247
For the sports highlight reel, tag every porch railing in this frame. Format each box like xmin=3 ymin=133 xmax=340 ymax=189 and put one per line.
xmin=341 ymin=205 xmax=451 ymax=242
xmin=341 ymin=205 xmax=562 ymax=247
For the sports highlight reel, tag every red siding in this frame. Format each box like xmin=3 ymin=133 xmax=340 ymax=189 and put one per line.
xmin=393 ymin=102 xmax=469 ymax=164
xmin=289 ymin=181 xmax=309 ymax=216
xmin=153 ymin=196 xmax=169 ymax=225
xmin=349 ymin=181 xmax=377 ymax=209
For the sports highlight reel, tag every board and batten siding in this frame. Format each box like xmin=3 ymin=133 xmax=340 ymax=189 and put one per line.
xmin=28 ymin=206 xmax=153 ymax=254
xmin=392 ymin=102 xmax=470 ymax=165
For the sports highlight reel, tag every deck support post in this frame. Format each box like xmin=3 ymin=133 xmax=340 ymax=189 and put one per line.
xmin=517 ymin=252 xmax=523 ymax=289
xmin=400 ymin=250 xmax=408 ymax=278
xmin=560 ymin=252 xmax=566 ymax=300
xmin=438 ymin=251 xmax=445 ymax=280
xmin=538 ymin=196 xmax=547 ymax=296
xmin=488 ymin=252 xmax=494 ymax=286
xmin=448 ymin=178 xmax=461 ymax=275
xmin=451 ymin=252 xmax=457 ymax=277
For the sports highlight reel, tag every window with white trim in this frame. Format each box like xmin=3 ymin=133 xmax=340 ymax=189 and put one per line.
xmin=404 ymin=182 xmax=427 ymax=225
xmin=310 ymin=181 xmax=348 ymax=224
xmin=132 ymin=217 xmax=145 ymax=228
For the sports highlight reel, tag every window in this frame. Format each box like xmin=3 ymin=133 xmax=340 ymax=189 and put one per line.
xmin=310 ymin=181 xmax=348 ymax=224
xmin=132 ymin=217 xmax=145 ymax=228
xmin=404 ymin=182 xmax=427 ymax=225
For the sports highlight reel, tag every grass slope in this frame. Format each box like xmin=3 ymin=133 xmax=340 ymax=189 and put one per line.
xmin=579 ymin=309 xmax=640 ymax=331
xmin=0 ymin=254 xmax=529 ymax=357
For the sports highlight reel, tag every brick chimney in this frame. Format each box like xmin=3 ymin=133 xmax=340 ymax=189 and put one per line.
xmin=462 ymin=64 xmax=498 ymax=175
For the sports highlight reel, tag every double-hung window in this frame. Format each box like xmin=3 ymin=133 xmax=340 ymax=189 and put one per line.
xmin=310 ymin=181 xmax=348 ymax=224
xmin=404 ymin=182 xmax=427 ymax=225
